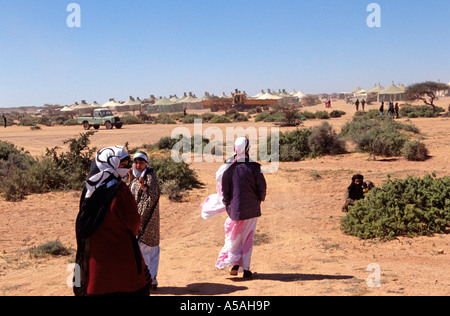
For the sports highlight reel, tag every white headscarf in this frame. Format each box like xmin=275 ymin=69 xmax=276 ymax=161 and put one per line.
xmin=132 ymin=150 xmax=150 ymax=178
xmin=85 ymin=146 xmax=130 ymax=198
xmin=234 ymin=137 xmax=250 ymax=160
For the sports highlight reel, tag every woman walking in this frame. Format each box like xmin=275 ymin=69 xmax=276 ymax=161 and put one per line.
xmin=202 ymin=137 xmax=266 ymax=278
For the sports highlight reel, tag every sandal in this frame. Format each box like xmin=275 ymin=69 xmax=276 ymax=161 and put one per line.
xmin=230 ymin=265 xmax=240 ymax=276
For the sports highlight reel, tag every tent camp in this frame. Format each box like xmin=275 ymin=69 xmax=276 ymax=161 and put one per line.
xmin=176 ymin=92 xmax=203 ymax=109
xmin=74 ymin=100 xmax=94 ymax=114
xmin=102 ymin=98 xmax=121 ymax=109
xmin=116 ymin=96 xmax=141 ymax=112
xmin=148 ymin=97 xmax=184 ymax=113
xmin=378 ymin=82 xmax=405 ymax=102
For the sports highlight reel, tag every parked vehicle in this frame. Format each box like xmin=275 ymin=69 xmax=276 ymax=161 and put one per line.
xmin=77 ymin=109 xmax=123 ymax=130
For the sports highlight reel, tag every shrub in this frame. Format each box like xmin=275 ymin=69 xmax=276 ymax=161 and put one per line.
xmin=122 ymin=115 xmax=143 ymax=125
xmin=29 ymin=240 xmax=71 ymax=258
xmin=209 ymin=115 xmax=231 ymax=124
xmin=400 ymin=105 xmax=445 ymax=118
xmin=340 ymin=174 xmax=450 ymax=239
xmin=308 ymin=122 xmax=346 ymax=156
xmin=402 ymin=140 xmax=429 ymax=161
xmin=147 ymin=155 xmax=202 ymax=192
xmin=155 ymin=113 xmax=176 ymax=124
xmin=340 ymin=115 xmax=421 ymax=157
xmin=314 ymin=110 xmax=330 ymax=120
xmin=329 ymin=110 xmax=346 ymax=118
xmin=160 ymin=179 xmax=186 ymax=202
xmin=45 ymin=131 xmax=98 ymax=189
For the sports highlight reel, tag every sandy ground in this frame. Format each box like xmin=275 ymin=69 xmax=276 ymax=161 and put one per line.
xmin=0 ymin=98 xmax=449 ymax=296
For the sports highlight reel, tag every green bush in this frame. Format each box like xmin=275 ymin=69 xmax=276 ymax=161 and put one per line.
xmin=209 ymin=115 xmax=231 ymax=124
xmin=402 ymin=140 xmax=429 ymax=161
xmin=340 ymin=174 xmax=450 ymax=240
xmin=400 ymin=105 xmax=445 ymax=118
xmin=148 ymin=155 xmax=202 ymax=192
xmin=314 ymin=111 xmax=330 ymax=120
xmin=122 ymin=115 xmax=143 ymax=125
xmin=308 ymin=122 xmax=346 ymax=156
xmin=340 ymin=115 xmax=422 ymax=157
xmin=329 ymin=110 xmax=346 ymax=118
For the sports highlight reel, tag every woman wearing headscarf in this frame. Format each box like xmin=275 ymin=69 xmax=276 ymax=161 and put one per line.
xmin=129 ymin=151 xmax=161 ymax=290
xmin=203 ymin=137 xmax=267 ymax=278
xmin=74 ymin=146 xmax=151 ymax=296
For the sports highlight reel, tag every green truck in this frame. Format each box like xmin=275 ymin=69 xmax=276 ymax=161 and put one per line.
xmin=77 ymin=109 xmax=123 ymax=130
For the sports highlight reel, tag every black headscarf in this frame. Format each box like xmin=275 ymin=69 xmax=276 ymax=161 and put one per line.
xmin=348 ymin=174 xmax=365 ymax=201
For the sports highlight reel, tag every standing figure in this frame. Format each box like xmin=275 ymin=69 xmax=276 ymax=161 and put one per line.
xmin=394 ymin=103 xmax=400 ymax=119
xmin=216 ymin=137 xmax=267 ymax=278
xmin=129 ymin=151 xmax=161 ymax=290
xmin=379 ymin=102 xmax=384 ymax=116
xmin=355 ymin=99 xmax=360 ymax=111
xmin=74 ymin=146 xmax=151 ymax=296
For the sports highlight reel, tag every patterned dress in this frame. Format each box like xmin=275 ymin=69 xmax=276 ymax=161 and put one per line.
xmin=129 ymin=168 xmax=160 ymax=247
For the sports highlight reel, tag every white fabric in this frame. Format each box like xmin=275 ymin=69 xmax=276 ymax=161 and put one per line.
xmin=215 ymin=217 xmax=258 ymax=271
xmin=201 ymin=137 xmax=250 ymax=219
xmin=132 ymin=164 xmax=149 ymax=179
xmin=139 ymin=242 xmax=160 ymax=285
xmin=85 ymin=146 xmax=129 ymax=198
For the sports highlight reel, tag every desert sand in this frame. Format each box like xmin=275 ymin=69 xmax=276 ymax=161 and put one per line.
xmin=1 ymin=97 xmax=449 ymax=296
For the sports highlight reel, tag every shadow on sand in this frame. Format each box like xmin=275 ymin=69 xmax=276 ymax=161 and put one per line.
xmin=227 ymin=273 xmax=354 ymax=283
xmin=154 ymin=282 xmax=248 ymax=295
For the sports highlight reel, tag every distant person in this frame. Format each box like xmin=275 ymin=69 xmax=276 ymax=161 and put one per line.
xmin=355 ymin=99 xmax=360 ymax=111
xmin=204 ymin=137 xmax=267 ymax=279
xmin=379 ymin=102 xmax=384 ymax=116
xmin=326 ymin=98 xmax=331 ymax=108
xmin=74 ymin=146 xmax=151 ymax=296
xmin=129 ymin=151 xmax=161 ymax=291
xmin=388 ymin=101 xmax=394 ymax=116
xmin=361 ymin=99 xmax=366 ymax=111
xmin=2 ymin=115 xmax=6 ymax=128
xmin=394 ymin=103 xmax=400 ymax=119
xmin=342 ymin=174 xmax=366 ymax=212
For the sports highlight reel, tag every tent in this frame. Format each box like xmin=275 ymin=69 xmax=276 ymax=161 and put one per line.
xmin=293 ymin=90 xmax=306 ymax=99
xmin=176 ymin=92 xmax=203 ymax=109
xmin=253 ymin=90 xmax=265 ymax=98
xmin=378 ymin=82 xmax=405 ymax=102
xmin=116 ymin=96 xmax=141 ymax=112
xmin=75 ymin=100 xmax=94 ymax=114
xmin=148 ymin=97 xmax=184 ymax=113
xmin=366 ymin=83 xmax=385 ymax=94
xmin=102 ymin=98 xmax=121 ymax=109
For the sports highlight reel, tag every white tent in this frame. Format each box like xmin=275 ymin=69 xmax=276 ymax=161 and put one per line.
xmin=293 ymin=90 xmax=307 ymax=99
xmin=102 ymin=98 xmax=121 ymax=108
xmin=253 ymin=90 xmax=265 ymax=98
xmin=257 ymin=92 xmax=282 ymax=100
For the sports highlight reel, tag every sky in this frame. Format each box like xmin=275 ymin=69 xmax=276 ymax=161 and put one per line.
xmin=0 ymin=0 xmax=449 ymax=107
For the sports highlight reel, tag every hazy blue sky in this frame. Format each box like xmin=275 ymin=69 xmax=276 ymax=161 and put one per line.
xmin=0 ymin=0 xmax=448 ymax=107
